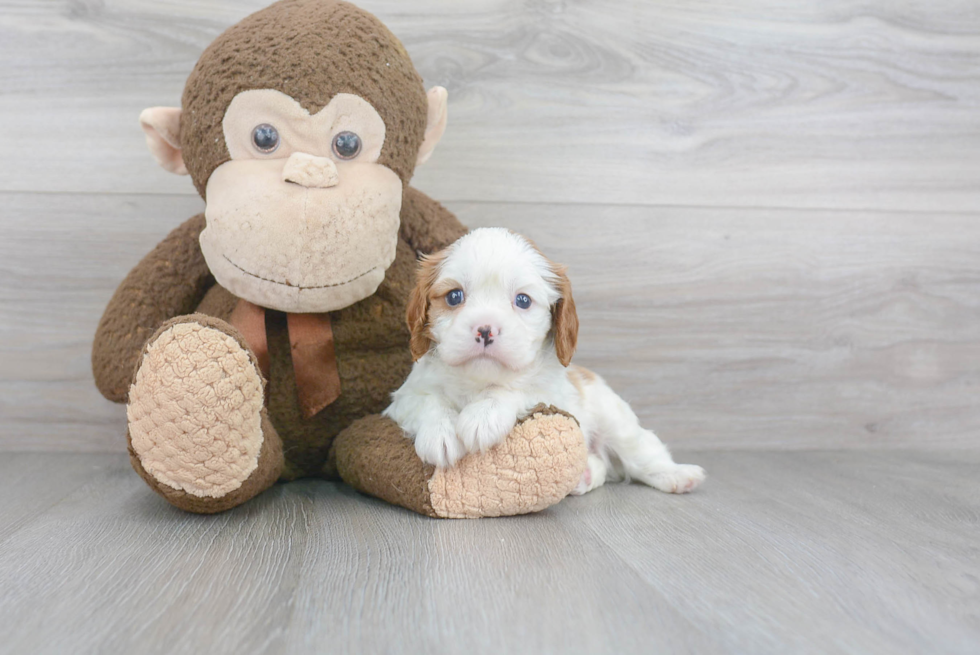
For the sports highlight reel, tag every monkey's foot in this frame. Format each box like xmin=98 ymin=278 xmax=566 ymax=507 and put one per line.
xmin=127 ymin=315 xmax=283 ymax=514
xmin=333 ymin=405 xmax=587 ymax=518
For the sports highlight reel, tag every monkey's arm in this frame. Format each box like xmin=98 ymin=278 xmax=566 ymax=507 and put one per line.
xmin=92 ymin=214 xmax=215 ymax=402
xmin=399 ymin=186 xmax=468 ymax=255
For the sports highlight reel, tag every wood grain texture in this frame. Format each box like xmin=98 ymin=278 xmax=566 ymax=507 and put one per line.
xmin=1 ymin=0 xmax=979 ymax=210
xmin=0 ymin=192 xmax=206 ymax=451
xmin=0 ymin=453 xmax=111 ymax=543
xmin=459 ymin=202 xmax=980 ymax=449
xmin=0 ymin=451 xmax=977 ymax=654
xmin=1 ymin=1 xmax=978 ymax=450
xmin=3 ymin=192 xmax=978 ymax=451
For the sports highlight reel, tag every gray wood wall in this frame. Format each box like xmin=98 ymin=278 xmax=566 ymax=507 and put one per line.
xmin=2 ymin=0 xmax=978 ymax=452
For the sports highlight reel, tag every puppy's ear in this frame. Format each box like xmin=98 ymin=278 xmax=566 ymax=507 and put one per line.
xmin=406 ymin=251 xmax=446 ymax=361
xmin=550 ymin=264 xmax=579 ymax=367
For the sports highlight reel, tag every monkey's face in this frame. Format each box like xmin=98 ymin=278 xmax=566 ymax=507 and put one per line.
xmin=138 ymin=0 xmax=449 ymax=313
xmin=198 ymin=90 xmax=401 ymax=313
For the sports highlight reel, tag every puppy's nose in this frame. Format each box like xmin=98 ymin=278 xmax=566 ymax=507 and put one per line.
xmin=476 ymin=325 xmax=494 ymax=346
xmin=282 ymin=152 xmax=339 ymax=188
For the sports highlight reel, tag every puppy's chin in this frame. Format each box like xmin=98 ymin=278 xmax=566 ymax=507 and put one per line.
xmin=441 ymin=350 xmax=510 ymax=370
xmin=461 ymin=355 xmax=511 ymax=378
xmin=436 ymin=343 xmax=530 ymax=374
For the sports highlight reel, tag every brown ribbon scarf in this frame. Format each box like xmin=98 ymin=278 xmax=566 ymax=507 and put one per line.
xmin=229 ymin=299 xmax=342 ymax=419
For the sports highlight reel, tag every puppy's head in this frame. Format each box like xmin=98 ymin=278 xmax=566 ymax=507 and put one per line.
xmin=407 ymin=228 xmax=578 ymax=371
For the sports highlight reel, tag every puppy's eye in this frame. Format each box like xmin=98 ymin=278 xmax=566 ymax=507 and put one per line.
xmin=333 ymin=131 xmax=361 ymax=160
xmin=252 ymin=124 xmax=280 ymax=153
xmin=446 ymin=289 xmax=465 ymax=307
xmin=515 ymin=294 xmax=532 ymax=309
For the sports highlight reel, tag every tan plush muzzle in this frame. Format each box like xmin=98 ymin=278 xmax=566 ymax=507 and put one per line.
xmin=282 ymin=152 xmax=340 ymax=188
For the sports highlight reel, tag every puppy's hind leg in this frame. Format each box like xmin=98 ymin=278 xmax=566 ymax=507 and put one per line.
xmin=570 ymin=454 xmax=608 ymax=496
xmin=618 ymin=428 xmax=705 ymax=493
xmin=596 ymin=390 xmax=705 ymax=494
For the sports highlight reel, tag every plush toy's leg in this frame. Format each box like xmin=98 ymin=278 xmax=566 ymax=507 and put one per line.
xmin=332 ymin=405 xmax=588 ymax=518
xmin=126 ymin=315 xmax=283 ymax=514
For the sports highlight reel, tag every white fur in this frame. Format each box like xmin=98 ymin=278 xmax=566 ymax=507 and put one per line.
xmin=384 ymin=228 xmax=705 ymax=494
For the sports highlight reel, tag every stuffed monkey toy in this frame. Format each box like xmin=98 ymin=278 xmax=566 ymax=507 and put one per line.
xmin=92 ymin=0 xmax=587 ymax=518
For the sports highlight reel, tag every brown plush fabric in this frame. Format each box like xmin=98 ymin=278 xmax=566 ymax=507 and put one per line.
xmin=399 ymin=186 xmax=469 ymax=256
xmin=523 ymin=402 xmax=579 ymax=424
xmin=264 ymin=236 xmax=415 ymax=480
xmin=92 ymin=190 xmax=466 ymax=481
xmin=195 ymin=283 xmax=240 ymax=321
xmin=334 ymin=407 xmax=588 ymax=520
xmin=92 ymin=214 xmax=214 ymax=402
xmin=332 ymin=414 xmax=438 ymax=517
xmin=259 ymin=190 xmax=466 ymax=480
xmin=180 ymin=0 xmax=428 ymax=198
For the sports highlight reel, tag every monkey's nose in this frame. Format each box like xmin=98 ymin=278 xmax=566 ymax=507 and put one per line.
xmin=282 ymin=152 xmax=339 ymax=188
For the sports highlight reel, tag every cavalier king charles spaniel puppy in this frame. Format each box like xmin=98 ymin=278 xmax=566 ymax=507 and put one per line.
xmin=384 ymin=228 xmax=705 ymax=495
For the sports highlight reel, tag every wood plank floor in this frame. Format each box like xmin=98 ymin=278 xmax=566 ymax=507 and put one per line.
xmin=0 ymin=450 xmax=977 ymax=655
xmin=3 ymin=1 xmax=979 ymax=211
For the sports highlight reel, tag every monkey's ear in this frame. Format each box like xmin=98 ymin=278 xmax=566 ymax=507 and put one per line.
xmin=139 ymin=107 xmax=188 ymax=175
xmin=416 ymin=87 xmax=448 ymax=167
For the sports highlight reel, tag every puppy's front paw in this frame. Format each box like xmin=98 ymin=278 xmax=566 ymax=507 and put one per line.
xmin=456 ymin=399 xmax=518 ymax=454
xmin=650 ymin=464 xmax=706 ymax=494
xmin=413 ymin=418 xmax=466 ymax=469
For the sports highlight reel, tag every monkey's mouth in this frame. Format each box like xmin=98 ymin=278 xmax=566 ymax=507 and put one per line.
xmin=223 ymin=255 xmax=378 ymax=290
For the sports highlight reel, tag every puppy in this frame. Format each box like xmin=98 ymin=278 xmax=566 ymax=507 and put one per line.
xmin=384 ymin=228 xmax=705 ymax=495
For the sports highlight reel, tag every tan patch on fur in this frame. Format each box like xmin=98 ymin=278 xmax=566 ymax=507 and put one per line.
xmin=511 ymin=232 xmax=579 ymax=366
xmin=569 ymin=365 xmax=596 ymax=383
xmin=427 ymin=408 xmax=587 ymax=519
xmin=567 ymin=365 xmax=596 ymax=399
xmin=407 ymin=249 xmax=449 ymax=360
xmin=550 ymin=263 xmax=579 ymax=367
xmin=429 ymin=277 xmax=461 ymax=302
xmin=128 ymin=322 xmax=265 ymax=498
xmin=423 ymin=278 xmax=462 ymax=328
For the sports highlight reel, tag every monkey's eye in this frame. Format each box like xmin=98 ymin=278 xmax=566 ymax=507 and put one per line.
xmin=333 ymin=131 xmax=362 ymax=160
xmin=515 ymin=294 xmax=532 ymax=309
xmin=446 ymin=289 xmax=465 ymax=307
xmin=251 ymin=124 xmax=280 ymax=153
